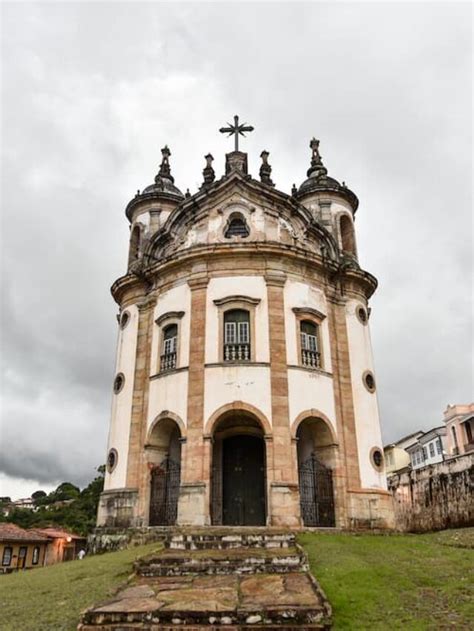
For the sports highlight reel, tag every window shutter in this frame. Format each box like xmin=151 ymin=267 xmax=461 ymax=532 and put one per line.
xmin=238 ymin=321 xmax=249 ymax=344
xmin=225 ymin=322 xmax=236 ymax=344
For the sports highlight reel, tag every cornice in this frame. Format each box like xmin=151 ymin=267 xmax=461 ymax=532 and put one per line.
xmin=155 ymin=310 xmax=185 ymax=326
xmin=110 ymin=243 xmax=377 ymax=305
xmin=292 ymin=307 xmax=326 ymax=321
xmin=213 ymin=295 xmax=261 ymax=307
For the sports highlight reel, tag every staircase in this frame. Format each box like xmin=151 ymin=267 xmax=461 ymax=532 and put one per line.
xmin=78 ymin=528 xmax=332 ymax=630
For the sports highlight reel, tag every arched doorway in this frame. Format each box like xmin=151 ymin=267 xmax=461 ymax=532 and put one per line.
xmin=211 ymin=412 xmax=266 ymax=526
xmin=146 ymin=417 xmax=182 ymax=526
xmin=296 ymin=417 xmax=336 ymax=527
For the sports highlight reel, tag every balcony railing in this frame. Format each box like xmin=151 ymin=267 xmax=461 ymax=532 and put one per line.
xmin=302 ymin=349 xmax=321 ymax=369
xmin=224 ymin=343 xmax=250 ymax=362
xmin=160 ymin=352 xmax=177 ymax=372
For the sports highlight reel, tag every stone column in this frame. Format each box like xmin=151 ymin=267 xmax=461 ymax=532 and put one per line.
xmin=177 ymin=275 xmax=209 ymax=525
xmin=265 ymin=271 xmax=301 ymax=527
xmin=125 ymin=294 xmax=157 ymax=526
xmin=327 ymin=296 xmax=361 ymax=528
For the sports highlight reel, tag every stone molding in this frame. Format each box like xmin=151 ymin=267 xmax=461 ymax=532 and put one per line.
xmin=292 ymin=306 xmax=326 ymax=321
xmin=213 ymin=295 xmax=261 ymax=307
xmin=155 ymin=310 xmax=185 ymax=326
xmin=264 ymin=271 xmax=287 ymax=287
xmin=204 ymin=401 xmax=273 ymax=437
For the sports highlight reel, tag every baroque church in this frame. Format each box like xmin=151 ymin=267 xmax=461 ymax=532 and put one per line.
xmin=97 ymin=117 xmax=394 ymax=530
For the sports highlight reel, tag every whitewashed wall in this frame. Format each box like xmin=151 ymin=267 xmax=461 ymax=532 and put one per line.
xmin=147 ymin=283 xmax=191 ymax=429
xmin=345 ymin=299 xmax=386 ymax=489
xmin=104 ymin=304 xmax=139 ymax=491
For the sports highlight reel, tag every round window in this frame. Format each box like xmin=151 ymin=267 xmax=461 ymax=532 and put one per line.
xmin=363 ymin=371 xmax=376 ymax=393
xmin=107 ymin=449 xmax=118 ymax=473
xmin=371 ymin=448 xmax=384 ymax=471
xmin=120 ymin=311 xmax=130 ymax=329
xmin=356 ymin=306 xmax=368 ymax=324
xmin=113 ymin=373 xmax=125 ymax=394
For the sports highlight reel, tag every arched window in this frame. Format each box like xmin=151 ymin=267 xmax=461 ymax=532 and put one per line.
xmin=160 ymin=323 xmax=178 ymax=372
xmin=224 ymin=309 xmax=250 ymax=361
xmin=340 ymin=215 xmax=356 ymax=256
xmin=225 ymin=214 xmax=249 ymax=238
xmin=128 ymin=225 xmax=141 ymax=266
xmin=300 ymin=320 xmax=320 ymax=368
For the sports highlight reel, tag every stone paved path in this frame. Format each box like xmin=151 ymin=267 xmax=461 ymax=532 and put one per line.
xmin=78 ymin=529 xmax=331 ymax=630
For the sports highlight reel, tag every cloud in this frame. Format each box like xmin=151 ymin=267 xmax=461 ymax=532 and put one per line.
xmin=1 ymin=2 xmax=472 ymax=496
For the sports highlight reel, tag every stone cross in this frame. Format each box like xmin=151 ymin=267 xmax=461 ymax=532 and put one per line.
xmin=220 ymin=115 xmax=254 ymax=152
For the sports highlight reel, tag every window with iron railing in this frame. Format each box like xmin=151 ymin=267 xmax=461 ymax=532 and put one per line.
xmin=224 ymin=309 xmax=250 ymax=362
xmin=300 ymin=320 xmax=321 ymax=368
xmin=160 ymin=323 xmax=178 ymax=372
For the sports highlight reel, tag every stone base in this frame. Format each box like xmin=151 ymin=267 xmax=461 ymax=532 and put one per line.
xmin=177 ymin=483 xmax=209 ymax=526
xmin=269 ymin=483 xmax=302 ymax=527
xmin=346 ymin=489 xmax=395 ymax=530
xmin=96 ymin=488 xmax=140 ymax=528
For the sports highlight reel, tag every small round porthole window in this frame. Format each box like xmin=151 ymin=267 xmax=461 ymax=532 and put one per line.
xmin=363 ymin=371 xmax=376 ymax=393
xmin=371 ymin=447 xmax=384 ymax=471
xmin=356 ymin=305 xmax=368 ymax=325
xmin=120 ymin=311 xmax=130 ymax=330
xmin=113 ymin=373 xmax=125 ymax=394
xmin=107 ymin=449 xmax=118 ymax=473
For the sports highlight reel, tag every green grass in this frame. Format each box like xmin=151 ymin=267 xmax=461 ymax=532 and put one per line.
xmin=0 ymin=542 xmax=161 ymax=631
xmin=299 ymin=528 xmax=474 ymax=630
xmin=2 ymin=531 xmax=473 ymax=630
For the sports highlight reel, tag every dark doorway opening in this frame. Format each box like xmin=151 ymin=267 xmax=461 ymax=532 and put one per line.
xmin=222 ymin=435 xmax=266 ymax=526
xmin=211 ymin=413 xmax=267 ymax=526
xmin=297 ymin=417 xmax=336 ymax=527
xmin=147 ymin=418 xmax=182 ymax=526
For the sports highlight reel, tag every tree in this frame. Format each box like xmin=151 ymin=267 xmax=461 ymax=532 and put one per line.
xmin=32 ymin=490 xmax=47 ymax=500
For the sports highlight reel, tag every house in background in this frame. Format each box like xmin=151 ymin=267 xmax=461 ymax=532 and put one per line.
xmin=405 ymin=426 xmax=447 ymax=471
xmin=0 ymin=523 xmax=48 ymax=573
xmin=30 ymin=527 xmax=86 ymax=564
xmin=384 ymin=431 xmax=423 ymax=475
xmin=0 ymin=524 xmax=86 ymax=573
xmin=444 ymin=403 xmax=474 ymax=456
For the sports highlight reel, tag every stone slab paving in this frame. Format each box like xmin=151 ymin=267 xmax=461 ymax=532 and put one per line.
xmin=79 ymin=573 xmax=330 ymax=629
xmin=79 ymin=529 xmax=331 ymax=630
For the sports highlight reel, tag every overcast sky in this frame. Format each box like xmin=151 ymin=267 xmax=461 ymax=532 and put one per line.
xmin=1 ymin=2 xmax=472 ymax=500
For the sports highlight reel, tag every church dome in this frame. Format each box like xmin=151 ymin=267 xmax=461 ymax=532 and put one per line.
xmin=141 ymin=145 xmax=184 ymax=200
xmin=296 ymin=138 xmax=358 ymax=212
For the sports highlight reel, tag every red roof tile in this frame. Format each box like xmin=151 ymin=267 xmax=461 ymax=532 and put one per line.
xmin=31 ymin=527 xmax=84 ymax=540
xmin=0 ymin=523 xmax=49 ymax=542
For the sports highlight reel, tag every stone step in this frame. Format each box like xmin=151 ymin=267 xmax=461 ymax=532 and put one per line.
xmin=165 ymin=530 xmax=295 ymax=551
xmin=135 ymin=545 xmax=308 ymax=576
xmin=78 ymin=574 xmax=331 ymax=630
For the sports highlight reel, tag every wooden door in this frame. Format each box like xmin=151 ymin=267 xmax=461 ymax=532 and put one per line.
xmin=222 ymin=435 xmax=265 ymax=526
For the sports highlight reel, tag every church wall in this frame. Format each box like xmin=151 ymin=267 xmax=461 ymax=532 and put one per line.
xmin=151 ymin=283 xmax=191 ymax=373
xmin=345 ymin=299 xmax=386 ymax=490
xmin=204 ymin=365 xmax=272 ymax=429
xmin=205 ymin=276 xmax=270 ymax=364
xmin=287 ymin=369 xmax=337 ymax=436
xmin=283 ymin=280 xmax=332 ymax=371
xmin=147 ymin=371 xmax=189 ymax=433
xmin=104 ymin=304 xmax=139 ymax=491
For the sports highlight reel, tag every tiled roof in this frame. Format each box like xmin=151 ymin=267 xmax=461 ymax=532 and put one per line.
xmin=31 ymin=527 xmax=84 ymax=540
xmin=0 ymin=523 xmax=49 ymax=542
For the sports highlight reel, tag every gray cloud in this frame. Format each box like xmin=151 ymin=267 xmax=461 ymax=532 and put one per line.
xmin=1 ymin=2 xmax=472 ymax=496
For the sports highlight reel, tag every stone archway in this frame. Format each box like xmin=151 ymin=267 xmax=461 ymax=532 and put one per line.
xmin=295 ymin=415 xmax=337 ymax=527
xmin=209 ymin=407 xmax=268 ymax=526
xmin=146 ymin=416 xmax=182 ymax=526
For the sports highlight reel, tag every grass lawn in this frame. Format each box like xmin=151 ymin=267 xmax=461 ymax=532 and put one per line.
xmin=299 ymin=528 xmax=474 ymax=630
xmin=0 ymin=542 xmax=161 ymax=631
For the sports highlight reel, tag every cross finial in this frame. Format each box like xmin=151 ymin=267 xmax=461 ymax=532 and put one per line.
xmin=219 ymin=115 xmax=254 ymax=152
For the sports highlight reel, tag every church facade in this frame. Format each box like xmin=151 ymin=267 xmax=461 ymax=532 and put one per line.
xmin=97 ymin=118 xmax=394 ymax=530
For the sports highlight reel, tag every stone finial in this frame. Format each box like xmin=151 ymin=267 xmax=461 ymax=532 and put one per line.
xmin=155 ymin=145 xmax=175 ymax=183
xmin=185 ymin=188 xmax=191 ymax=198
xmin=291 ymin=183 xmax=297 ymax=196
xmin=307 ymin=137 xmax=328 ymax=179
xmin=259 ymin=150 xmax=274 ymax=187
xmin=202 ymin=153 xmax=215 ymax=187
